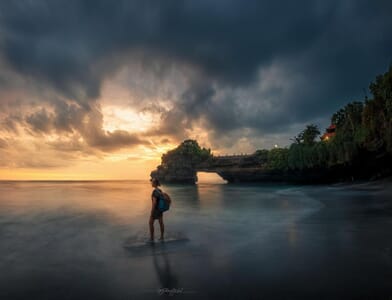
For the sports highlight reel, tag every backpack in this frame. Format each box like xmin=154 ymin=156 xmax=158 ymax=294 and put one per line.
xmin=157 ymin=189 xmax=171 ymax=212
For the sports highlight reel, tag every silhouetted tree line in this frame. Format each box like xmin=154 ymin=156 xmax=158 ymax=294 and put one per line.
xmin=254 ymin=65 xmax=392 ymax=179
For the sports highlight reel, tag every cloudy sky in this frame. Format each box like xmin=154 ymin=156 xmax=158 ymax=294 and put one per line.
xmin=0 ymin=0 xmax=391 ymax=179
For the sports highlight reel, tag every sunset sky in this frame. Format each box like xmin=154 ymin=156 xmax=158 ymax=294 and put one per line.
xmin=0 ymin=1 xmax=391 ymax=180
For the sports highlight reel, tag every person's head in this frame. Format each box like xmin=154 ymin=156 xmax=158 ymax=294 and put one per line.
xmin=150 ymin=178 xmax=161 ymax=188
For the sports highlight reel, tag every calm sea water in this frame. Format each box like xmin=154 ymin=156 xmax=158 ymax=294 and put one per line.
xmin=0 ymin=179 xmax=391 ymax=299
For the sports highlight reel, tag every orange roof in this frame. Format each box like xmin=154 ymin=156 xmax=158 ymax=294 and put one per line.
xmin=321 ymin=124 xmax=336 ymax=141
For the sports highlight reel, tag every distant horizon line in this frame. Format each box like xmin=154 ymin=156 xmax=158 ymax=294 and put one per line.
xmin=0 ymin=179 xmax=149 ymax=182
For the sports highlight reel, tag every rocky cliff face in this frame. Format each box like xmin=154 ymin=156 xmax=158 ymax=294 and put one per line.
xmin=150 ymin=139 xmax=212 ymax=184
xmin=151 ymin=154 xmax=269 ymax=184
xmin=150 ymin=164 xmax=197 ymax=184
xmin=150 ymin=154 xmax=378 ymax=184
xmin=151 ymin=139 xmax=392 ymax=184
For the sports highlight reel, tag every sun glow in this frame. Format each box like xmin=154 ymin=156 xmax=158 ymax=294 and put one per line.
xmin=102 ymin=105 xmax=158 ymax=133
xmin=0 ymin=94 xmax=178 ymax=180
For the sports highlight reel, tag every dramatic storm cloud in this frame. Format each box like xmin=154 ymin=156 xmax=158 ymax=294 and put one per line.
xmin=0 ymin=0 xmax=391 ymax=178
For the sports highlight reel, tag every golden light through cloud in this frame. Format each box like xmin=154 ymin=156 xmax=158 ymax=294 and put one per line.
xmin=102 ymin=105 xmax=158 ymax=133
xmin=101 ymin=103 xmax=178 ymax=165
xmin=0 ymin=144 xmax=168 ymax=181
xmin=0 ymin=46 xmax=272 ymax=181
xmin=0 ymin=84 xmax=228 ymax=181
xmin=0 ymin=61 xmax=190 ymax=181
xmin=0 ymin=98 xmax=178 ymax=180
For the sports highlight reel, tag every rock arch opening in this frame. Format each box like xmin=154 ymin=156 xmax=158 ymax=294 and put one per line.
xmin=196 ymin=172 xmax=227 ymax=184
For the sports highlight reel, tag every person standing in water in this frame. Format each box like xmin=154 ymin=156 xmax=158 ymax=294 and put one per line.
xmin=149 ymin=178 xmax=164 ymax=242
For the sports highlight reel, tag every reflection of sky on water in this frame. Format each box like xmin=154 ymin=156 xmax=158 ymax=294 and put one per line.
xmin=0 ymin=180 xmax=391 ymax=299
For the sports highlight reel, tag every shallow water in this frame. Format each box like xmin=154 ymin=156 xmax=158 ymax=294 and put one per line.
xmin=0 ymin=180 xmax=391 ymax=299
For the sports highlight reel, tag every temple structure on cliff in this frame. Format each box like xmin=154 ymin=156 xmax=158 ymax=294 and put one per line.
xmin=320 ymin=124 xmax=336 ymax=141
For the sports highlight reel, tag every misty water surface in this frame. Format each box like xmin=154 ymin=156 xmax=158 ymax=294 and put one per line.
xmin=0 ymin=178 xmax=391 ymax=299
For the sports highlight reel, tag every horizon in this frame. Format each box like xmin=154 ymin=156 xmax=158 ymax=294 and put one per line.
xmin=0 ymin=171 xmax=226 ymax=182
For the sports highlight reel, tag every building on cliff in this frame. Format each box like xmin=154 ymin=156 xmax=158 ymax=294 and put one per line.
xmin=320 ymin=124 xmax=336 ymax=141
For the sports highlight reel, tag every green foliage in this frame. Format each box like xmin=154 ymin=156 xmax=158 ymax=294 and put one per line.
xmin=353 ymin=125 xmax=368 ymax=146
xmin=254 ymin=149 xmax=269 ymax=164
xmin=288 ymin=143 xmax=304 ymax=170
xmin=161 ymin=139 xmax=212 ymax=167
xmin=292 ymin=124 xmax=321 ymax=145
xmin=326 ymin=125 xmax=353 ymax=164
xmin=313 ymin=141 xmax=329 ymax=168
xmin=331 ymin=108 xmax=345 ymax=128
xmin=267 ymin=148 xmax=289 ymax=171
xmin=328 ymin=101 xmax=364 ymax=164
xmin=332 ymin=101 xmax=364 ymax=133
xmin=288 ymin=65 xmax=392 ymax=171
xmin=284 ymin=65 xmax=392 ymax=171
xmin=366 ymin=65 xmax=392 ymax=154
xmin=287 ymin=141 xmax=329 ymax=170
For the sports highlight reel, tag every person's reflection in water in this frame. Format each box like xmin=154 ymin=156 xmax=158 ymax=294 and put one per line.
xmin=152 ymin=243 xmax=179 ymax=293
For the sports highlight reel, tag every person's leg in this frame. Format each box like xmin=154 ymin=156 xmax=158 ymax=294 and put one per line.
xmin=149 ymin=216 xmax=154 ymax=240
xmin=158 ymin=216 xmax=164 ymax=239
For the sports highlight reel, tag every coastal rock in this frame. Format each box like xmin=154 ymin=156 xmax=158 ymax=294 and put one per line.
xmin=150 ymin=139 xmax=392 ymax=184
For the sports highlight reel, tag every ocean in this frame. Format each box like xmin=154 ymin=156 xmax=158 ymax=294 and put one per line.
xmin=0 ymin=179 xmax=391 ymax=299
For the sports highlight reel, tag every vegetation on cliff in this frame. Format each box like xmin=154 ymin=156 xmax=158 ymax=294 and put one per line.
xmin=151 ymin=140 xmax=212 ymax=183
xmin=255 ymin=65 xmax=392 ymax=179
xmin=161 ymin=139 xmax=212 ymax=167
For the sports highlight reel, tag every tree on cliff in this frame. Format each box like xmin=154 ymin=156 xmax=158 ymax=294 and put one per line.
xmin=292 ymin=124 xmax=321 ymax=145
xmin=327 ymin=101 xmax=364 ymax=165
xmin=161 ymin=139 xmax=212 ymax=168
xmin=332 ymin=101 xmax=363 ymax=133
xmin=267 ymin=148 xmax=289 ymax=171
xmin=151 ymin=139 xmax=213 ymax=183
xmin=254 ymin=149 xmax=269 ymax=165
xmin=287 ymin=124 xmax=322 ymax=170
xmin=364 ymin=65 xmax=392 ymax=154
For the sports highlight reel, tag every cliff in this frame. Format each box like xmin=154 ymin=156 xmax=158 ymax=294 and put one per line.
xmin=150 ymin=139 xmax=212 ymax=184
xmin=150 ymin=147 xmax=392 ymax=184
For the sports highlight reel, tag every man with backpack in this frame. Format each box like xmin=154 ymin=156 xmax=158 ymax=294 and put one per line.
xmin=149 ymin=178 xmax=171 ymax=242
